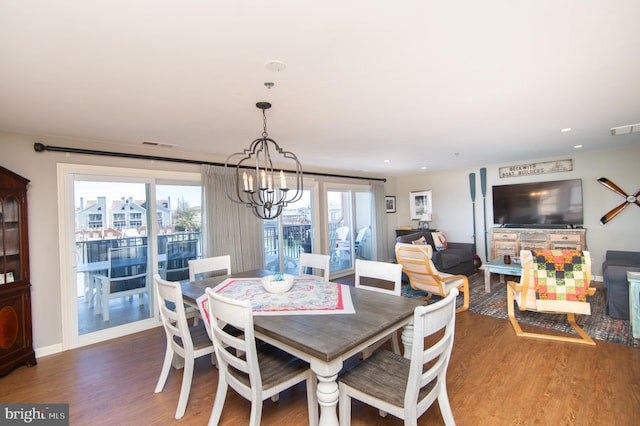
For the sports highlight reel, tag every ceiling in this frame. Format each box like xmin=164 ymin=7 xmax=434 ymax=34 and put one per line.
xmin=1 ymin=1 xmax=639 ymax=175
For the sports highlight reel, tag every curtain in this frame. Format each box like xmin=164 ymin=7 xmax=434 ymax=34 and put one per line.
xmin=371 ymin=180 xmax=390 ymax=262
xmin=201 ymin=165 xmax=263 ymax=272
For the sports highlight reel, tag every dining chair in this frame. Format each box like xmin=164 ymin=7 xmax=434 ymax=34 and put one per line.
xmin=507 ymin=249 xmax=596 ymax=345
xmin=153 ymin=274 xmax=215 ymax=420
xmin=298 ymin=252 xmax=330 ymax=282
xmin=205 ymin=288 xmax=318 ymax=426
xmin=355 ymin=259 xmax=403 ymax=356
xmin=338 ymin=288 xmax=459 ymax=426
xmin=186 ymin=255 xmax=231 ymax=325
xmin=188 ymin=255 xmax=231 ymax=281
xmin=395 ymin=242 xmax=469 ymax=313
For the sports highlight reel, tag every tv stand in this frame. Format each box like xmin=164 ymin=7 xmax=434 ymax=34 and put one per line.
xmin=490 ymin=227 xmax=586 ymax=259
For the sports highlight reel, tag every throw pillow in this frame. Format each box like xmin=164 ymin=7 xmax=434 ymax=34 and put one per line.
xmin=411 ymin=236 xmax=427 ymax=245
xmin=431 ymin=232 xmax=448 ymax=251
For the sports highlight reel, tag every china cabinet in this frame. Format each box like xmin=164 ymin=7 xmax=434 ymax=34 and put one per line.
xmin=0 ymin=165 xmax=36 ymax=375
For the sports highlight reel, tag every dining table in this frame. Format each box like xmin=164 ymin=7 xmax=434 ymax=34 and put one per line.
xmin=182 ymin=269 xmax=426 ymax=426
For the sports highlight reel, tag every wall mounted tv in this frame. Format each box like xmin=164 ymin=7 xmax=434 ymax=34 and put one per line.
xmin=492 ymin=178 xmax=583 ymax=227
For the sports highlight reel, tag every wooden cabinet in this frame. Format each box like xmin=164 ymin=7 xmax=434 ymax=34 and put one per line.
xmin=0 ymin=165 xmax=36 ymax=376
xmin=490 ymin=228 xmax=586 ymax=260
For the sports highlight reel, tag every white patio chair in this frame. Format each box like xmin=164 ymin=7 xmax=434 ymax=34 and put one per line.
xmin=205 ymin=288 xmax=318 ymax=426
xmin=153 ymin=274 xmax=215 ymax=419
xmin=339 ymin=288 xmax=458 ymax=426
xmin=298 ymin=252 xmax=330 ymax=282
xmin=188 ymin=255 xmax=231 ymax=281
xmin=355 ymin=259 xmax=403 ymax=357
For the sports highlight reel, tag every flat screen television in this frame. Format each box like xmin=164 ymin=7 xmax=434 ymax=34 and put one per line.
xmin=492 ymin=178 xmax=583 ymax=227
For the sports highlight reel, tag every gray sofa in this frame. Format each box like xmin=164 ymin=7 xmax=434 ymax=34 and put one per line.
xmin=603 ymin=250 xmax=640 ymax=320
xmin=395 ymin=231 xmax=475 ymax=276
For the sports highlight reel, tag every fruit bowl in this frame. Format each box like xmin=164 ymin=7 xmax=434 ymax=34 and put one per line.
xmin=262 ymin=273 xmax=295 ymax=294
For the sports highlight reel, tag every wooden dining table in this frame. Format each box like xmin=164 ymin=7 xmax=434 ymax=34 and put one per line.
xmin=182 ymin=269 xmax=426 ymax=426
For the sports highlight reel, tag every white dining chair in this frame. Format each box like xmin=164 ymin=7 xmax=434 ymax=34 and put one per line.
xmin=153 ymin=274 xmax=215 ymax=419
xmin=355 ymin=259 xmax=403 ymax=357
xmin=298 ymin=252 xmax=330 ymax=282
xmin=339 ymin=288 xmax=459 ymax=426
xmin=188 ymin=255 xmax=231 ymax=281
xmin=205 ymin=288 xmax=318 ymax=426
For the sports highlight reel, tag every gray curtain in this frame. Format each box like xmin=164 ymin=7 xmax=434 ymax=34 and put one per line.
xmin=201 ymin=165 xmax=263 ymax=273
xmin=371 ymin=180 xmax=390 ymax=262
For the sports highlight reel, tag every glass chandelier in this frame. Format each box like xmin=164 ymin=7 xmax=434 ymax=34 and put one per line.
xmin=224 ymin=102 xmax=304 ymax=220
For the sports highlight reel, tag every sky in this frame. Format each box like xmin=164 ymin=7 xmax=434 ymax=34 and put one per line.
xmin=74 ymin=181 xmax=201 ymax=210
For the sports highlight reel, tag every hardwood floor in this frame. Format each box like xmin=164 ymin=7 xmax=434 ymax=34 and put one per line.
xmin=1 ymin=279 xmax=639 ymax=425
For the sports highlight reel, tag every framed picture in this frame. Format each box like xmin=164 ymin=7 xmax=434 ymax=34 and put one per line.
xmin=409 ymin=190 xmax=432 ymax=220
xmin=385 ymin=196 xmax=396 ymax=213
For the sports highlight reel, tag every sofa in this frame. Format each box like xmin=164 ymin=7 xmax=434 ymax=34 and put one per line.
xmin=603 ymin=250 xmax=640 ymax=320
xmin=395 ymin=231 xmax=476 ymax=276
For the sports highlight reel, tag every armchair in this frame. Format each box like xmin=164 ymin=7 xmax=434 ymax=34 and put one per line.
xmin=602 ymin=250 xmax=640 ymax=320
xmin=395 ymin=231 xmax=475 ymax=276
xmin=507 ymin=249 xmax=596 ymax=345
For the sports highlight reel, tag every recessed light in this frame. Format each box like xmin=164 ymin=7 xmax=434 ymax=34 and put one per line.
xmin=420 ymin=166 xmax=427 ymax=170
xmin=561 ymin=128 xmax=572 ymax=133
xmin=574 ymin=144 xmax=583 ymax=149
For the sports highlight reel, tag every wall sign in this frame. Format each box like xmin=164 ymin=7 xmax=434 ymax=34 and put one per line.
xmin=499 ymin=159 xmax=572 ymax=178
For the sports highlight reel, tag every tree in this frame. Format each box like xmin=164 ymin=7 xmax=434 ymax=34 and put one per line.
xmin=173 ymin=197 xmax=201 ymax=232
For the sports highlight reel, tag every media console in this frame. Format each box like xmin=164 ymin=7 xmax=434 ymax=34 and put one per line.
xmin=489 ymin=227 xmax=586 ymax=259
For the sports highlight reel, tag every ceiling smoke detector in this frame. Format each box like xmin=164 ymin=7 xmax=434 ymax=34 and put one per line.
xmin=610 ymin=123 xmax=640 ymax=136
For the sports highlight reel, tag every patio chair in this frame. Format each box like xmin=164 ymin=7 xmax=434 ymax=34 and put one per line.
xmin=507 ymin=249 xmax=596 ymax=345
xmin=338 ymin=288 xmax=458 ymax=425
xmin=299 ymin=252 xmax=330 ymax=282
xmin=205 ymin=288 xmax=318 ymax=426
xmin=395 ymin=242 xmax=469 ymax=313
xmin=162 ymin=240 xmax=198 ymax=281
xmin=355 ymin=259 xmax=403 ymax=357
xmin=93 ymin=245 xmax=149 ymax=322
xmin=153 ymin=274 xmax=215 ymax=419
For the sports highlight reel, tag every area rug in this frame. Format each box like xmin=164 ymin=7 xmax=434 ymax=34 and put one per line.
xmin=401 ymin=273 xmax=638 ymax=348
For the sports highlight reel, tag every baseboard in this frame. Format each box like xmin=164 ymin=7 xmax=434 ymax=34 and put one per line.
xmin=35 ymin=343 xmax=64 ymax=359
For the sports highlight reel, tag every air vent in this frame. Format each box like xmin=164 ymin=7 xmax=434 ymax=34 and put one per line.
xmin=142 ymin=140 xmax=175 ymax=148
xmin=610 ymin=123 xmax=640 ymax=136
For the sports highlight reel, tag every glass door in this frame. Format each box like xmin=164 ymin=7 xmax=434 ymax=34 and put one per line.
xmin=59 ymin=164 xmax=202 ymax=349
xmin=264 ymin=183 xmax=319 ymax=275
xmin=74 ymin=180 xmax=154 ymax=335
xmin=327 ymin=185 xmax=373 ymax=275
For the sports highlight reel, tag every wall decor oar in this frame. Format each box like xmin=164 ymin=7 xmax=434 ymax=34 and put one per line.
xmin=597 ymin=177 xmax=639 ymax=224
xmin=469 ymin=172 xmax=477 ymax=255
xmin=480 ymin=167 xmax=488 ymax=261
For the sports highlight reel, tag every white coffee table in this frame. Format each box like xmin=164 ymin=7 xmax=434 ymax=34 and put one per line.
xmin=480 ymin=258 xmax=523 ymax=292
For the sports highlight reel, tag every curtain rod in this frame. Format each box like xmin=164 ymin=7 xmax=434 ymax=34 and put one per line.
xmin=33 ymin=142 xmax=386 ymax=182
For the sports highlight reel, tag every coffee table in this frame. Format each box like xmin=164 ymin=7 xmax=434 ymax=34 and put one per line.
xmin=479 ymin=258 xmax=523 ymax=292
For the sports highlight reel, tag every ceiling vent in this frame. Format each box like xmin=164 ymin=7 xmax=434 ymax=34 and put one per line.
xmin=610 ymin=123 xmax=640 ymax=136
xmin=142 ymin=140 xmax=175 ymax=148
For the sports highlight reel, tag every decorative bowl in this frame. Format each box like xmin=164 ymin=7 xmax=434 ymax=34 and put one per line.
xmin=262 ymin=274 xmax=295 ymax=294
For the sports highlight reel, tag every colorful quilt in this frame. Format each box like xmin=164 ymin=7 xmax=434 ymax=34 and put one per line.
xmin=531 ymin=249 xmax=588 ymax=302
xmin=197 ymin=277 xmax=355 ymax=325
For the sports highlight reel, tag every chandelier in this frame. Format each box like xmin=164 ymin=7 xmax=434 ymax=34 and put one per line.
xmin=224 ymin=102 xmax=304 ymax=220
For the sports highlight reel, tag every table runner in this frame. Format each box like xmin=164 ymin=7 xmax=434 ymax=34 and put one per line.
xmin=197 ymin=277 xmax=355 ymax=324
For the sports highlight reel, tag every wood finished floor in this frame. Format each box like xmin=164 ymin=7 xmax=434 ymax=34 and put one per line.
xmin=2 ymin=276 xmax=639 ymax=425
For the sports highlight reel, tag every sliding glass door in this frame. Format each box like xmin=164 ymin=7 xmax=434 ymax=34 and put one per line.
xmin=264 ymin=182 xmax=319 ymax=275
xmin=58 ymin=164 xmax=201 ymax=349
xmin=327 ymin=184 xmax=373 ymax=276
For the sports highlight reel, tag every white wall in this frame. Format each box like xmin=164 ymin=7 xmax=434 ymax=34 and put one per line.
xmin=388 ymin=145 xmax=640 ymax=277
